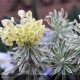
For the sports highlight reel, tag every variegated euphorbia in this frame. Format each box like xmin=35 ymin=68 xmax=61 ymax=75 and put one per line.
xmin=0 ymin=10 xmax=46 ymax=79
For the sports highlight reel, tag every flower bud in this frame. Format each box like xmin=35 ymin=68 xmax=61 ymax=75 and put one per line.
xmin=18 ymin=10 xmax=26 ymax=18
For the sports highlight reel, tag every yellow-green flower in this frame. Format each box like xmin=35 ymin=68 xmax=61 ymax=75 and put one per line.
xmin=13 ymin=34 xmax=19 ymax=41
xmin=26 ymin=11 xmax=32 ymax=18
xmin=5 ymin=38 xmax=13 ymax=46
xmin=17 ymin=39 xmax=23 ymax=46
xmin=28 ymin=37 xmax=34 ymax=43
xmin=31 ymin=23 xmax=38 ymax=31
xmin=36 ymin=19 xmax=43 ymax=27
xmin=24 ymin=26 xmax=30 ymax=33
xmin=29 ymin=31 xmax=35 ymax=38
xmin=8 ymin=31 xmax=13 ymax=36
xmin=34 ymin=37 xmax=40 ymax=43
xmin=1 ymin=19 xmax=14 ymax=28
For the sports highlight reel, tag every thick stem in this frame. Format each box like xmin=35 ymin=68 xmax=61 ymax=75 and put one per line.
xmin=32 ymin=64 xmax=39 ymax=80
xmin=33 ymin=68 xmax=38 ymax=80
xmin=28 ymin=64 xmax=32 ymax=80
xmin=27 ymin=47 xmax=33 ymax=80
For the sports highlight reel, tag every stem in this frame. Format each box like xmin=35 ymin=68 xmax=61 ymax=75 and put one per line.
xmin=42 ymin=75 xmax=48 ymax=80
xmin=28 ymin=64 xmax=32 ymax=80
xmin=27 ymin=47 xmax=32 ymax=80
xmin=34 ymin=75 xmax=38 ymax=80
xmin=33 ymin=67 xmax=38 ymax=80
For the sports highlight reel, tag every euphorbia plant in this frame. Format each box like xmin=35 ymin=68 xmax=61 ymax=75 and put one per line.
xmin=44 ymin=8 xmax=79 ymax=80
xmin=0 ymin=10 xmax=47 ymax=80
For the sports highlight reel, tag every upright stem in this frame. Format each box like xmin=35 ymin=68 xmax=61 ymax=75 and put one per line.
xmin=28 ymin=63 xmax=32 ymax=80
xmin=34 ymin=75 xmax=37 ymax=80
xmin=34 ymin=68 xmax=38 ymax=80
xmin=27 ymin=47 xmax=32 ymax=80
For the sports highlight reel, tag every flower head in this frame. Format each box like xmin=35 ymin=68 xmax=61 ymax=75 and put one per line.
xmin=0 ymin=10 xmax=45 ymax=46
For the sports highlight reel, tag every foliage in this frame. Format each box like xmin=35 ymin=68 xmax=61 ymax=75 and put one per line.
xmin=67 ymin=18 xmax=80 ymax=67
xmin=0 ymin=10 xmax=46 ymax=80
xmin=45 ymin=8 xmax=73 ymax=39
xmin=43 ymin=39 xmax=78 ymax=80
xmin=44 ymin=8 xmax=80 ymax=80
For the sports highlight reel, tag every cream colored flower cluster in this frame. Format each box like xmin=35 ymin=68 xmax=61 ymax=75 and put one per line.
xmin=0 ymin=10 xmax=45 ymax=46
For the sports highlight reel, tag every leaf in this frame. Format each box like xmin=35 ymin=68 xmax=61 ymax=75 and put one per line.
xmin=78 ymin=57 xmax=80 ymax=64
xmin=65 ymin=66 xmax=73 ymax=73
xmin=53 ymin=66 xmax=61 ymax=75
xmin=51 ymin=45 xmax=57 ymax=54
